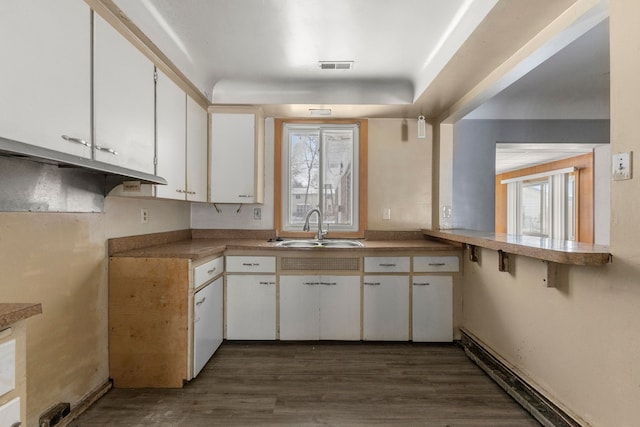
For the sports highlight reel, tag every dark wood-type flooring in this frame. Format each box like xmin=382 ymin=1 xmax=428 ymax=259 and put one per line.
xmin=74 ymin=341 xmax=540 ymax=426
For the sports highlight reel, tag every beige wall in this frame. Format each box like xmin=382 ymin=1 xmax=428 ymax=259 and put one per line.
xmin=366 ymin=118 xmax=433 ymax=230
xmin=105 ymin=196 xmax=191 ymax=238
xmin=0 ymin=197 xmax=190 ymax=425
xmin=446 ymin=1 xmax=640 ymax=426
xmin=193 ymin=117 xmax=433 ymax=231
xmin=0 ymin=212 xmax=107 ymax=426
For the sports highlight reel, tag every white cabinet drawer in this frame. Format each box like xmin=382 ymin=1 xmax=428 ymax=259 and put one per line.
xmin=0 ymin=397 xmax=20 ymax=427
xmin=413 ymin=256 xmax=459 ymax=273
xmin=194 ymin=256 xmax=224 ymax=288
xmin=0 ymin=339 xmax=16 ymax=396
xmin=226 ymin=256 xmax=276 ymax=273
xmin=364 ymin=257 xmax=410 ymax=273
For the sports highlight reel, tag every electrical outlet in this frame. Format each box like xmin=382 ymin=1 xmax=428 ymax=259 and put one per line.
xmin=140 ymin=208 xmax=149 ymax=224
xmin=253 ymin=207 xmax=261 ymax=220
xmin=612 ymin=151 xmax=632 ymax=180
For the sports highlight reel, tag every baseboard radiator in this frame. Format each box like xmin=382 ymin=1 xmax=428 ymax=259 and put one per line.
xmin=460 ymin=329 xmax=582 ymax=427
xmin=55 ymin=379 xmax=112 ymax=427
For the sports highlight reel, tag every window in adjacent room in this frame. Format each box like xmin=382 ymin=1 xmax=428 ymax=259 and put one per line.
xmin=504 ymin=168 xmax=578 ymax=241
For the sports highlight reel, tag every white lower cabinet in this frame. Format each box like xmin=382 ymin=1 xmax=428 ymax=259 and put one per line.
xmin=280 ymin=275 xmax=360 ymax=340
xmin=193 ymin=277 xmax=223 ymax=377
xmin=226 ymin=275 xmax=276 ymax=339
xmin=363 ymin=276 xmax=410 ymax=341
xmin=412 ymin=276 xmax=453 ymax=342
xmin=0 ymin=397 xmax=20 ymax=427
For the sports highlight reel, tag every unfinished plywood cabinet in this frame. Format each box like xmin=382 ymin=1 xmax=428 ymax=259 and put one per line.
xmin=109 ymin=254 xmax=223 ymax=388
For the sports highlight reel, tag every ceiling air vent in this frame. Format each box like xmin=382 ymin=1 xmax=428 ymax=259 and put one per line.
xmin=319 ymin=61 xmax=354 ymax=70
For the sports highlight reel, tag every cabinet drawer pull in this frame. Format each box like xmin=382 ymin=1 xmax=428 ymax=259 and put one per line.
xmin=61 ymin=134 xmax=91 ymax=147
xmin=259 ymin=281 xmax=275 ymax=285
xmin=304 ymin=282 xmax=320 ymax=286
xmin=238 ymin=194 xmax=253 ymax=198
xmin=414 ymin=282 xmax=430 ymax=286
xmin=187 ymin=191 xmax=196 ymax=195
xmin=242 ymin=263 xmax=259 ymax=266
xmin=207 ymin=268 xmax=216 ymax=274
xmin=428 ymin=262 xmax=446 ymax=266
xmin=321 ymin=282 xmax=336 ymax=286
xmin=195 ymin=297 xmax=206 ymax=305
xmin=95 ymin=145 xmax=118 ymax=155
xmin=176 ymin=189 xmax=186 ymax=193
xmin=379 ymin=263 xmax=396 ymax=267
xmin=364 ymin=282 xmax=381 ymax=286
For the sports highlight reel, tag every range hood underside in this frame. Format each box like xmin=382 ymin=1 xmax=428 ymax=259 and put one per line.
xmin=0 ymin=137 xmax=167 ymax=213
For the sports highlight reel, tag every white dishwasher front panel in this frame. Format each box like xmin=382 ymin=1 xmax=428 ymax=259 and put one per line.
xmin=193 ymin=277 xmax=223 ymax=377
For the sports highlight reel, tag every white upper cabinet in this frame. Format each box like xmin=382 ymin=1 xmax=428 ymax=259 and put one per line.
xmin=155 ymin=72 xmax=208 ymax=202
xmin=93 ymin=13 xmax=155 ymax=173
xmin=210 ymin=111 xmax=264 ymax=203
xmin=0 ymin=0 xmax=91 ymax=157
xmin=155 ymin=70 xmax=187 ymax=200
xmin=186 ymin=97 xmax=208 ymax=202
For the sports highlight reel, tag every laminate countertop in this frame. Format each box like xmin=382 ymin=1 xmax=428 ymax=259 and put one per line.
xmin=110 ymin=238 xmax=461 ymax=260
xmin=422 ymin=229 xmax=611 ymax=265
xmin=0 ymin=303 xmax=42 ymax=330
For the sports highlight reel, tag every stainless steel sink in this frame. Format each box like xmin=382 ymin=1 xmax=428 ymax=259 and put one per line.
xmin=319 ymin=240 xmax=365 ymax=248
xmin=276 ymin=239 xmax=364 ymax=248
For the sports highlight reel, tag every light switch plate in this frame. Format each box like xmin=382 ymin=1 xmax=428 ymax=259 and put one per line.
xmin=612 ymin=151 xmax=632 ymax=181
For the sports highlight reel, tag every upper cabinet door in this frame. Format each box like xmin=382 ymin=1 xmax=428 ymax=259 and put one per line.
xmin=0 ymin=0 xmax=91 ymax=157
xmin=93 ymin=14 xmax=154 ymax=173
xmin=186 ymin=97 xmax=208 ymax=203
xmin=210 ymin=112 xmax=263 ymax=203
xmin=155 ymin=70 xmax=187 ymax=200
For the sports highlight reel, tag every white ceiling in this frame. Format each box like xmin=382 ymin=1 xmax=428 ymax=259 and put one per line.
xmin=110 ymin=0 xmax=609 ymax=143
xmin=114 ymin=0 xmax=498 ymax=107
xmin=465 ymin=19 xmax=610 ymax=120
xmin=495 ymin=143 xmax=604 ymax=174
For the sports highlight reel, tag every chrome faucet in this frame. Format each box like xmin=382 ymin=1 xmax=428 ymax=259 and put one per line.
xmin=303 ymin=208 xmax=328 ymax=241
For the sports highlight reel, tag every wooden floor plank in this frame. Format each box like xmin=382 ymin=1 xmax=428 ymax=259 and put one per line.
xmin=74 ymin=342 xmax=539 ymax=426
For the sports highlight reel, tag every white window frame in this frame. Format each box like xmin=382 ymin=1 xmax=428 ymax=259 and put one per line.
xmin=281 ymin=123 xmax=360 ymax=233
xmin=503 ymin=167 xmax=577 ymax=240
